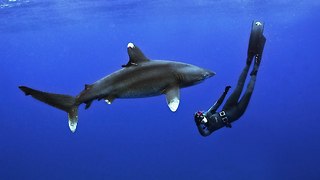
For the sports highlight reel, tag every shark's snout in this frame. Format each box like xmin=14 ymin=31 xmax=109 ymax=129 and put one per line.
xmin=203 ymin=70 xmax=215 ymax=79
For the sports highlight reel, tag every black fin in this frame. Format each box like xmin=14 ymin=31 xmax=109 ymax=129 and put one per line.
xmin=122 ymin=42 xmax=150 ymax=67
xmin=19 ymin=86 xmax=79 ymax=132
xmin=248 ymin=21 xmax=266 ymax=58
xmin=255 ymin=35 xmax=266 ymax=62
xmin=85 ymin=101 xmax=93 ymax=109
xmin=19 ymin=86 xmax=76 ymax=112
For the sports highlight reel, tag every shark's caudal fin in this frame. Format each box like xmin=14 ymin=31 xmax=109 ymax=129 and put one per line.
xmin=18 ymin=86 xmax=79 ymax=133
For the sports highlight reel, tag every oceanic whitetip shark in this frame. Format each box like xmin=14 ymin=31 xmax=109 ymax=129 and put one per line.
xmin=19 ymin=43 xmax=215 ymax=132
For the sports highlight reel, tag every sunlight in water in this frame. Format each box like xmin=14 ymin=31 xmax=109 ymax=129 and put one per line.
xmin=0 ymin=0 xmax=30 ymax=8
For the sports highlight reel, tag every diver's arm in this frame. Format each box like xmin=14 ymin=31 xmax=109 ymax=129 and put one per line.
xmin=196 ymin=124 xmax=211 ymax=137
xmin=195 ymin=116 xmax=211 ymax=137
xmin=208 ymin=86 xmax=231 ymax=114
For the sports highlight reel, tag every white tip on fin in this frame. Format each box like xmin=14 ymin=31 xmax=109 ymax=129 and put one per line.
xmin=69 ymin=120 xmax=77 ymax=133
xmin=168 ymin=97 xmax=180 ymax=112
xmin=127 ymin=42 xmax=134 ymax=48
xmin=104 ymin=97 xmax=114 ymax=104
xmin=105 ymin=99 xmax=112 ymax=104
xmin=165 ymin=85 xmax=180 ymax=112
xmin=68 ymin=107 xmax=78 ymax=133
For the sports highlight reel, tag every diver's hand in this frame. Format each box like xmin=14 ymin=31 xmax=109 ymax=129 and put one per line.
xmin=195 ymin=117 xmax=202 ymax=125
xmin=194 ymin=111 xmax=205 ymax=125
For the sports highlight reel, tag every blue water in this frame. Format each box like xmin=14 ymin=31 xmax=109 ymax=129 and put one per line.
xmin=1 ymin=0 xmax=320 ymax=179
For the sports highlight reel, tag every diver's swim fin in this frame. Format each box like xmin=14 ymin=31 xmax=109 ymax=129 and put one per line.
xmin=248 ymin=21 xmax=267 ymax=76
xmin=256 ymin=35 xmax=266 ymax=62
xmin=248 ymin=20 xmax=266 ymax=59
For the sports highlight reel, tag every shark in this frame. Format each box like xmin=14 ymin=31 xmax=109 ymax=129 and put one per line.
xmin=19 ymin=43 xmax=215 ymax=132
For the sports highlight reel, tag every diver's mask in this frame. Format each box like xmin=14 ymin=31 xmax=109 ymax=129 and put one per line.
xmin=194 ymin=111 xmax=208 ymax=124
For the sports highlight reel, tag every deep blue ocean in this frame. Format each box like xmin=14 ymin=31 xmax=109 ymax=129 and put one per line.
xmin=1 ymin=0 xmax=320 ymax=179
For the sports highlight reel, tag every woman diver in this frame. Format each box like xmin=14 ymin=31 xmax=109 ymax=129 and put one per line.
xmin=194 ymin=21 xmax=266 ymax=136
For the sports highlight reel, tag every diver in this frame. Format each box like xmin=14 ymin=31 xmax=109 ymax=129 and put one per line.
xmin=194 ymin=21 xmax=266 ymax=136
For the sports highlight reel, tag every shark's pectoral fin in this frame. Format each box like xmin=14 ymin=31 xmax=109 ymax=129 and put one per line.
xmin=84 ymin=101 xmax=93 ymax=109
xmin=164 ymin=85 xmax=180 ymax=112
xmin=104 ymin=96 xmax=115 ymax=104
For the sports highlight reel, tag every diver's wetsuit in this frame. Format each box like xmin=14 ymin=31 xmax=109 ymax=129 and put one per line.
xmin=194 ymin=21 xmax=266 ymax=137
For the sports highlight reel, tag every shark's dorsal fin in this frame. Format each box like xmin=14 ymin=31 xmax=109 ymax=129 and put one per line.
xmin=122 ymin=43 xmax=150 ymax=67
xmin=164 ymin=85 xmax=180 ymax=112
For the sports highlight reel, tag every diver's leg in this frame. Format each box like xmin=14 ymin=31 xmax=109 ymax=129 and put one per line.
xmin=223 ymin=61 xmax=251 ymax=110
xmin=224 ymin=20 xmax=266 ymax=111
xmin=234 ymin=75 xmax=256 ymax=118
xmin=235 ymin=58 xmax=261 ymax=117
xmin=235 ymin=30 xmax=266 ymax=117
xmin=250 ymin=57 xmax=261 ymax=76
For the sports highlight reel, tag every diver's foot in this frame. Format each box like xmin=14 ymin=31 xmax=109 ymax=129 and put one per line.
xmin=253 ymin=53 xmax=262 ymax=65
xmin=250 ymin=69 xmax=258 ymax=76
xmin=250 ymin=62 xmax=260 ymax=76
xmin=250 ymin=49 xmax=263 ymax=76
xmin=225 ymin=85 xmax=231 ymax=92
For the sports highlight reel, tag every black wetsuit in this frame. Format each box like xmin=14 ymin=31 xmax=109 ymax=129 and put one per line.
xmin=195 ymin=56 xmax=261 ymax=136
xmin=195 ymin=21 xmax=266 ymax=136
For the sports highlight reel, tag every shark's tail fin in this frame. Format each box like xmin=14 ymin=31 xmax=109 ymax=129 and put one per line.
xmin=19 ymin=86 xmax=79 ymax=132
